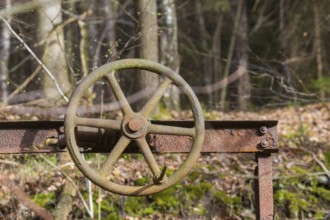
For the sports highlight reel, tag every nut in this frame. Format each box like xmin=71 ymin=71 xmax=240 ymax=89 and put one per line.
xmin=128 ymin=118 xmax=142 ymax=132
xmin=260 ymin=126 xmax=268 ymax=134
xmin=260 ymin=140 xmax=268 ymax=149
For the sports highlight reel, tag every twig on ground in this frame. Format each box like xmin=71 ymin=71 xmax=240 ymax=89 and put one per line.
xmin=38 ymin=154 xmax=94 ymax=217
xmin=312 ymin=153 xmax=330 ymax=179
xmin=0 ymin=175 xmax=54 ymax=220
xmin=0 ymin=159 xmax=22 ymax=166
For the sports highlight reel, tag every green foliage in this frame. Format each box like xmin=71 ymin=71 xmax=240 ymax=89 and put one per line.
xmin=93 ymin=166 xmax=244 ymax=219
xmin=151 ymin=102 xmax=173 ymax=120
xmin=213 ymin=190 xmax=240 ymax=206
xmin=18 ymin=155 xmax=56 ymax=179
xmin=153 ymin=186 xmax=180 ymax=213
xmin=33 ymin=192 xmax=54 ymax=209
xmin=325 ymin=152 xmax=330 ymax=168
xmin=309 ymin=77 xmax=330 ymax=93
xmin=188 ymin=170 xmax=201 ymax=182
xmin=135 ymin=176 xmax=148 ymax=186
xmin=125 ymin=197 xmax=145 ymax=215
xmin=92 ymin=194 xmax=121 ymax=219
xmin=274 ymin=171 xmax=330 ymax=219
xmin=202 ymin=0 xmax=231 ymax=12
xmin=275 ymin=189 xmax=309 ymax=217
xmin=312 ymin=187 xmax=330 ymax=202
xmin=107 ymin=212 xmax=120 ymax=220
xmin=185 ymin=182 xmax=213 ymax=201
xmin=281 ymin=123 xmax=309 ymax=147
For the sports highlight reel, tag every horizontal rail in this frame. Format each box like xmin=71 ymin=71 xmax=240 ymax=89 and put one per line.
xmin=0 ymin=120 xmax=278 ymax=154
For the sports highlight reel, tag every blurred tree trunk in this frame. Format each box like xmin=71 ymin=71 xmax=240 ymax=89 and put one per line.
xmin=195 ymin=1 xmax=212 ymax=104
xmin=90 ymin=0 xmax=118 ymax=104
xmin=101 ymin=0 xmax=118 ymax=61
xmin=37 ymin=1 xmax=75 ymax=219
xmin=91 ymin=0 xmax=118 ymax=68
xmin=63 ymin=0 xmax=77 ymax=84
xmin=212 ymin=14 xmax=223 ymax=108
xmin=78 ymin=11 xmax=89 ymax=79
xmin=160 ymin=0 xmax=180 ymax=110
xmin=220 ymin=0 xmax=243 ymax=110
xmin=235 ymin=0 xmax=250 ymax=110
xmin=313 ymin=0 xmax=325 ymax=99
xmin=37 ymin=0 xmax=70 ymax=99
xmin=136 ymin=0 xmax=159 ymax=111
xmin=0 ymin=0 xmax=12 ymax=105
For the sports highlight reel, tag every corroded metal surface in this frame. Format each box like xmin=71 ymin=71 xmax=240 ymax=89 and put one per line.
xmin=148 ymin=120 xmax=278 ymax=153
xmin=0 ymin=120 xmax=278 ymax=154
xmin=255 ymin=153 xmax=274 ymax=220
xmin=0 ymin=121 xmax=63 ymax=153
xmin=76 ymin=120 xmax=278 ymax=153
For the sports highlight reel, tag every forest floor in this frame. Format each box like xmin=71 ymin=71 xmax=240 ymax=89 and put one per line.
xmin=0 ymin=102 xmax=329 ymax=219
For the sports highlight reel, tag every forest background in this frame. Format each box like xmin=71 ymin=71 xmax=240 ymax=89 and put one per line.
xmin=0 ymin=0 xmax=329 ymax=219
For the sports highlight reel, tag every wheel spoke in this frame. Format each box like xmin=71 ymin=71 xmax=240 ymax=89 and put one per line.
xmin=148 ymin=124 xmax=195 ymax=137
xmin=139 ymin=78 xmax=172 ymax=117
xmin=106 ymin=72 xmax=133 ymax=115
xmin=99 ymin=136 xmax=131 ymax=175
xmin=74 ymin=117 xmax=121 ymax=130
xmin=136 ymin=138 xmax=165 ymax=181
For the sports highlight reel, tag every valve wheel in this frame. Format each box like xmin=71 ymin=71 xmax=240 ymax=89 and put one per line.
xmin=65 ymin=59 xmax=205 ymax=196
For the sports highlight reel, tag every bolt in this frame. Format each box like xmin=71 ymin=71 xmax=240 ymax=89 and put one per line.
xmin=59 ymin=126 xmax=65 ymax=133
xmin=128 ymin=118 xmax=141 ymax=132
xmin=260 ymin=126 xmax=268 ymax=134
xmin=260 ymin=140 xmax=268 ymax=149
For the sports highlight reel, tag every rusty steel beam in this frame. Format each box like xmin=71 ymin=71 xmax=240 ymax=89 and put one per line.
xmin=0 ymin=120 xmax=278 ymax=154
xmin=147 ymin=120 xmax=278 ymax=153
xmin=255 ymin=153 xmax=274 ymax=220
xmin=0 ymin=121 xmax=64 ymax=153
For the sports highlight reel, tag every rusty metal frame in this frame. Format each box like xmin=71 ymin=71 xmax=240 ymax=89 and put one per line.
xmin=255 ymin=153 xmax=274 ymax=220
xmin=0 ymin=120 xmax=277 ymax=217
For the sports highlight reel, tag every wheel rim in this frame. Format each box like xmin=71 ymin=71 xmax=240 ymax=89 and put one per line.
xmin=65 ymin=59 xmax=205 ymax=196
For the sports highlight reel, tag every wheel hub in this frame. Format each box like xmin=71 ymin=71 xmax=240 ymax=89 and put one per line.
xmin=122 ymin=115 xmax=147 ymax=139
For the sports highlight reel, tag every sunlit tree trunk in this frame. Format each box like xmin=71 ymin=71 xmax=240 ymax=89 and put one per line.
xmin=37 ymin=1 xmax=75 ymax=219
xmin=236 ymin=0 xmax=250 ymax=110
xmin=136 ymin=0 xmax=159 ymax=111
xmin=37 ymin=0 xmax=70 ymax=99
xmin=102 ymin=0 xmax=117 ymax=60
xmin=63 ymin=0 xmax=77 ymax=84
xmin=0 ymin=0 xmax=12 ymax=105
xmin=78 ymin=1 xmax=89 ymax=79
xmin=160 ymin=0 xmax=180 ymax=110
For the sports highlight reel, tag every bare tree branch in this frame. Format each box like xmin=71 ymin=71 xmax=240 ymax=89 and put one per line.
xmin=0 ymin=16 xmax=69 ymax=102
xmin=0 ymin=0 xmax=55 ymax=16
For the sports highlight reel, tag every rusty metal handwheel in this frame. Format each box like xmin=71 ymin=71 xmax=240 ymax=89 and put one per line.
xmin=65 ymin=59 xmax=205 ymax=196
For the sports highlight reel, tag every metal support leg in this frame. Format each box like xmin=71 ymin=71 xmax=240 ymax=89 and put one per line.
xmin=255 ymin=153 xmax=274 ymax=220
